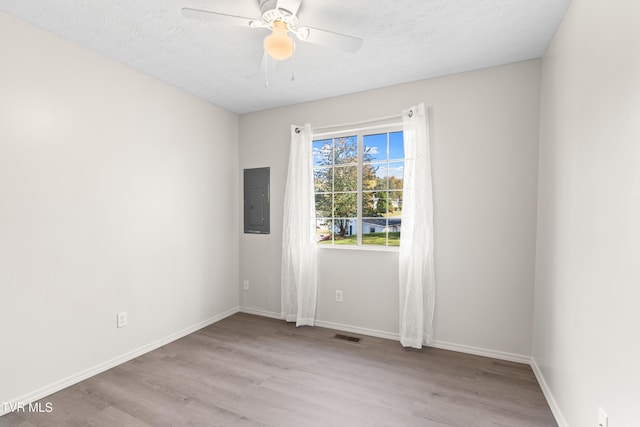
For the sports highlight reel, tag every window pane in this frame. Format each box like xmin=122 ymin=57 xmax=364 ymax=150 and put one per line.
xmin=315 ymin=194 xmax=332 ymax=218
xmin=374 ymin=163 xmax=389 ymax=190
xmin=313 ymin=139 xmax=332 ymax=167
xmin=332 ymin=219 xmax=357 ymax=245
xmin=316 ymin=219 xmax=333 ymax=244
xmin=363 ymin=133 xmax=387 ymax=162
xmin=388 ymin=217 xmax=402 ymax=246
xmin=362 ymin=191 xmax=386 ymax=217
xmin=362 ymin=218 xmax=387 ymax=246
xmin=377 ymin=191 xmax=393 ymax=216
xmin=362 ymin=192 xmax=375 ymax=217
xmin=362 ymin=163 xmax=379 ymax=190
xmin=334 ymin=136 xmax=358 ymax=164
xmin=389 ymin=190 xmax=402 ymax=215
xmin=314 ymin=167 xmax=332 ymax=192
xmin=389 ymin=190 xmax=403 ymax=215
xmin=334 ymin=165 xmax=358 ymax=191
xmin=389 ymin=131 xmax=404 ymax=160
xmin=334 ymin=193 xmax=357 ymax=217
xmin=388 ymin=161 xmax=404 ymax=189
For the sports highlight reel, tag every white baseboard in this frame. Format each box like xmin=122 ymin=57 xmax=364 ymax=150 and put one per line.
xmin=313 ymin=319 xmax=401 ymax=341
xmin=239 ymin=308 xmax=399 ymax=341
xmin=531 ymin=358 xmax=568 ymax=427
xmin=239 ymin=306 xmax=282 ymax=320
xmin=238 ymin=308 xmax=399 ymax=340
xmin=238 ymin=307 xmax=531 ymax=364
xmin=1 ymin=307 xmax=240 ymax=417
xmin=429 ymin=340 xmax=532 ymax=365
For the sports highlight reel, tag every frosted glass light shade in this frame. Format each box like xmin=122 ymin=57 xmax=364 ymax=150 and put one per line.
xmin=263 ymin=20 xmax=294 ymax=61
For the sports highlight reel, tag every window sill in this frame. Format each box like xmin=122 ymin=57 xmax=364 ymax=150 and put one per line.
xmin=315 ymin=244 xmax=399 ymax=253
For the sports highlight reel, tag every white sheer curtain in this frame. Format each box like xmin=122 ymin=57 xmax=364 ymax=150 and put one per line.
xmin=399 ymin=103 xmax=435 ymax=348
xmin=281 ymin=124 xmax=318 ymax=326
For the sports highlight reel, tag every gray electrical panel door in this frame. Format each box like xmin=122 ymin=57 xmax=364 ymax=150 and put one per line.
xmin=243 ymin=167 xmax=270 ymax=234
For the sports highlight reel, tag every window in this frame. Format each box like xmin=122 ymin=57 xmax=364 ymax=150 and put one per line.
xmin=313 ymin=126 xmax=404 ymax=247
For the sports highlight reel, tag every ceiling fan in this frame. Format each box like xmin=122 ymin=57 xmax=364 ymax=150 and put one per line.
xmin=182 ymin=0 xmax=363 ymax=62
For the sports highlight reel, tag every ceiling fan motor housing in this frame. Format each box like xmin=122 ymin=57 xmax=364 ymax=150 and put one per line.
xmin=259 ymin=0 xmax=299 ymax=28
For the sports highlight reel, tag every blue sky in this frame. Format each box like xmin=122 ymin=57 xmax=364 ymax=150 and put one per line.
xmin=312 ymin=132 xmax=404 ymax=180
xmin=363 ymin=131 xmax=404 ymax=162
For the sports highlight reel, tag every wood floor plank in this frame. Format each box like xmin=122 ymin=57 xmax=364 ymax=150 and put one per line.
xmin=0 ymin=313 xmax=557 ymax=426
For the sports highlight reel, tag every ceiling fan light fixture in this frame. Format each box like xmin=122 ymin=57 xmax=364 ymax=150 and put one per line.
xmin=263 ymin=20 xmax=294 ymax=61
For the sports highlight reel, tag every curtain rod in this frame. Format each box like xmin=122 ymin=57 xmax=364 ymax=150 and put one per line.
xmin=294 ymin=109 xmax=414 ymax=134
xmin=311 ymin=112 xmax=405 ymax=132
xmin=312 ymin=122 xmax=403 ymax=139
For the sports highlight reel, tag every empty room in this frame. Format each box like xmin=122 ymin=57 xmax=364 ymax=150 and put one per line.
xmin=1 ymin=0 xmax=638 ymax=426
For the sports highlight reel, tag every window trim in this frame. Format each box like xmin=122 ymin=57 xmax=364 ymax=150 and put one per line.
xmin=313 ymin=123 xmax=404 ymax=250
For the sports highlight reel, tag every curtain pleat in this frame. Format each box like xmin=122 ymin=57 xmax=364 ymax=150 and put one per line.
xmin=281 ymin=124 xmax=318 ymax=326
xmin=399 ymin=103 xmax=435 ymax=348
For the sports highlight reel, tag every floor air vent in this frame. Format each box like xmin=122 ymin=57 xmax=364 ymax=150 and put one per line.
xmin=334 ymin=333 xmax=361 ymax=343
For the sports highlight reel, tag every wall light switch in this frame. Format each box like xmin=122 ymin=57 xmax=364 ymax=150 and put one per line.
xmin=243 ymin=280 xmax=249 ymax=291
xmin=336 ymin=290 xmax=343 ymax=303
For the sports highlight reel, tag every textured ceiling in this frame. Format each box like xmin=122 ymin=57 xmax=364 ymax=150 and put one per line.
xmin=0 ymin=0 xmax=571 ymax=114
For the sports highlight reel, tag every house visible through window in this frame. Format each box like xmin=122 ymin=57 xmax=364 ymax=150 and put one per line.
xmin=313 ymin=126 xmax=404 ymax=247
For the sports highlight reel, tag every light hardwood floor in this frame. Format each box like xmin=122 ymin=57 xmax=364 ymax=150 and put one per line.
xmin=0 ymin=313 xmax=557 ymax=426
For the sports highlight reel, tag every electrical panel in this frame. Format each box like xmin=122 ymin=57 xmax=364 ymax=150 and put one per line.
xmin=243 ymin=167 xmax=270 ymax=234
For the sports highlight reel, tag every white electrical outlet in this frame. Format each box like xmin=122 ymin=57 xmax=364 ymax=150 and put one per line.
xmin=598 ymin=407 xmax=608 ymax=427
xmin=243 ymin=280 xmax=249 ymax=291
xmin=335 ymin=290 xmax=343 ymax=303
xmin=116 ymin=312 xmax=128 ymax=328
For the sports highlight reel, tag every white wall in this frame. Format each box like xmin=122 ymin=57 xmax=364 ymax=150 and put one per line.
xmin=239 ymin=60 xmax=541 ymax=358
xmin=533 ymin=0 xmax=640 ymax=425
xmin=0 ymin=11 xmax=239 ymax=407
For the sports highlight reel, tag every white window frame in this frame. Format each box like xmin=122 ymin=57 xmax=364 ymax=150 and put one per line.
xmin=313 ymin=123 xmax=404 ymax=251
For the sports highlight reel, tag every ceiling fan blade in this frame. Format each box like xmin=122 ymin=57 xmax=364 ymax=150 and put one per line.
xmin=275 ymin=0 xmax=302 ymax=16
xmin=295 ymin=27 xmax=363 ymax=53
xmin=181 ymin=7 xmax=264 ymax=29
